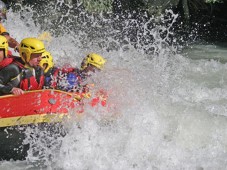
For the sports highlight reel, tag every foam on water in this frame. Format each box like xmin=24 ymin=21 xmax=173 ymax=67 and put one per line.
xmin=1 ymin=3 xmax=227 ymax=170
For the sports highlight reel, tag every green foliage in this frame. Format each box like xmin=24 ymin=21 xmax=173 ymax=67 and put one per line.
xmin=205 ymin=0 xmax=223 ymax=3
xmin=79 ymin=0 xmax=113 ymax=13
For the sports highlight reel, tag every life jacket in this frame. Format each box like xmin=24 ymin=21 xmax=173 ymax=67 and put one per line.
xmin=0 ymin=57 xmax=14 ymax=69
xmin=20 ymin=66 xmax=44 ymax=91
xmin=0 ymin=50 xmax=18 ymax=70
xmin=6 ymin=57 xmax=44 ymax=91
xmin=8 ymin=50 xmax=13 ymax=57
xmin=0 ymin=51 xmax=17 ymax=69
xmin=0 ymin=56 xmax=44 ymax=90
xmin=12 ymin=60 xmax=45 ymax=91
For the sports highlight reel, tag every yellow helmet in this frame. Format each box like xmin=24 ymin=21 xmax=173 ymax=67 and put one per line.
xmin=39 ymin=51 xmax=54 ymax=73
xmin=81 ymin=53 xmax=106 ymax=70
xmin=19 ymin=38 xmax=45 ymax=63
xmin=0 ymin=35 xmax=8 ymax=57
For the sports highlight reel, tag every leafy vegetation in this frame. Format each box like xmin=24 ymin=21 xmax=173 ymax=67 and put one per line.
xmin=79 ymin=0 xmax=113 ymax=13
xmin=205 ymin=0 xmax=223 ymax=3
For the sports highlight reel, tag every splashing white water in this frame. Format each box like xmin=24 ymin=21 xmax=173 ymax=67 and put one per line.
xmin=1 ymin=3 xmax=227 ymax=170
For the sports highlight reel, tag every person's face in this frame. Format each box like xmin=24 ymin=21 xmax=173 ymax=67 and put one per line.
xmin=0 ymin=50 xmax=4 ymax=62
xmin=28 ymin=53 xmax=42 ymax=67
xmin=84 ymin=64 xmax=100 ymax=74
xmin=0 ymin=9 xmax=7 ymax=22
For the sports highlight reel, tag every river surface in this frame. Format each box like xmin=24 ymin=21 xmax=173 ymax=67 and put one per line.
xmin=0 ymin=3 xmax=227 ymax=170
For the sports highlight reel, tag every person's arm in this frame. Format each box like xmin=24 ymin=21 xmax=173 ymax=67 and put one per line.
xmin=11 ymin=87 xmax=24 ymax=95
xmin=0 ymin=64 xmax=23 ymax=95
xmin=2 ymin=33 xmax=19 ymax=51
xmin=0 ymin=23 xmax=19 ymax=51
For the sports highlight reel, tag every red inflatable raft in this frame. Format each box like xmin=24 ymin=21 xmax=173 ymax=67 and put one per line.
xmin=0 ymin=89 xmax=82 ymax=128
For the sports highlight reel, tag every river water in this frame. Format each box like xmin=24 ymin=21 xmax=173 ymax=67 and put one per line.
xmin=1 ymin=3 xmax=227 ymax=170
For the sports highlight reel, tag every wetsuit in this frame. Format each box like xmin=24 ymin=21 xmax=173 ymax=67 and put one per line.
xmin=0 ymin=62 xmax=20 ymax=94
xmin=0 ymin=57 xmax=44 ymax=95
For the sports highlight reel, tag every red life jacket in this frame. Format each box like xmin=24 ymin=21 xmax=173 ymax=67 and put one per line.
xmin=20 ymin=72 xmax=45 ymax=91
xmin=0 ymin=51 xmax=14 ymax=69
xmin=0 ymin=56 xmax=44 ymax=90
xmin=8 ymin=50 xmax=13 ymax=57
xmin=12 ymin=60 xmax=45 ymax=91
xmin=0 ymin=57 xmax=14 ymax=69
